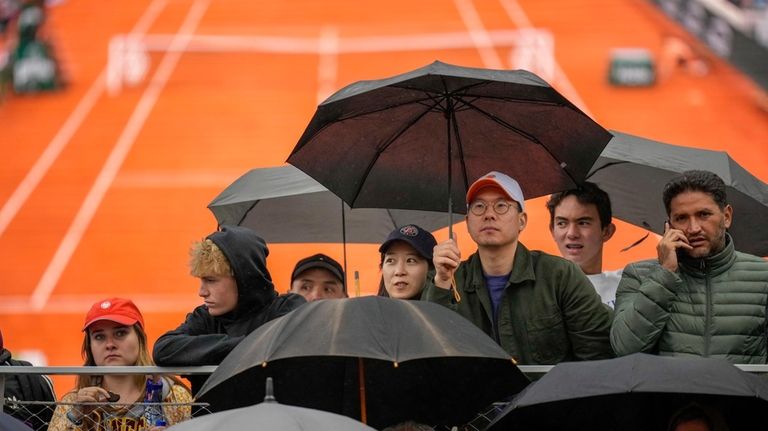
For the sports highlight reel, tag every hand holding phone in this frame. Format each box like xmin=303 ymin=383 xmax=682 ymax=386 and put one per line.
xmin=657 ymin=221 xmax=692 ymax=272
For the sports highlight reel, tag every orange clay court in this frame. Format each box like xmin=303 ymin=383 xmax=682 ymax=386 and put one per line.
xmin=0 ymin=0 xmax=766 ymax=395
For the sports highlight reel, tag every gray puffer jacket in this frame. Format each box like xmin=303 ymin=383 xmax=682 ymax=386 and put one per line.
xmin=611 ymin=234 xmax=768 ymax=364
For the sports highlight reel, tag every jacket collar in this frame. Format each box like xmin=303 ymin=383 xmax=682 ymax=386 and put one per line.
xmin=678 ymin=233 xmax=736 ymax=277
xmin=465 ymin=242 xmax=535 ymax=292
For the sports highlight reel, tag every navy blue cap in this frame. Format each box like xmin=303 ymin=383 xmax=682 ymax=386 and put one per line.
xmin=291 ymin=253 xmax=345 ymax=287
xmin=379 ymin=224 xmax=437 ymax=261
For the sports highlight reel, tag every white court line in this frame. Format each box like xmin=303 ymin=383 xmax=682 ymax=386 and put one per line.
xmin=316 ymin=25 xmax=339 ymax=104
xmin=497 ymin=0 xmax=593 ymax=117
xmin=136 ymin=30 xmax=529 ymax=54
xmin=0 ymin=0 xmax=169 ymax=240
xmin=453 ymin=0 xmax=504 ymax=69
xmin=29 ymin=0 xmax=211 ymax=311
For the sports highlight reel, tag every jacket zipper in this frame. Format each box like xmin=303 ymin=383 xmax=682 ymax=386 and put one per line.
xmin=703 ymin=258 xmax=712 ymax=356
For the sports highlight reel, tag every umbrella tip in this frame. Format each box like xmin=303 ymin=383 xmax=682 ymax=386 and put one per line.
xmin=264 ymin=377 xmax=277 ymax=403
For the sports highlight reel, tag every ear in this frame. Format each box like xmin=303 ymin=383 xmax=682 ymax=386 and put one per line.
xmin=518 ymin=212 xmax=528 ymax=232
xmin=723 ymin=204 xmax=733 ymax=229
xmin=602 ymin=223 xmax=616 ymax=242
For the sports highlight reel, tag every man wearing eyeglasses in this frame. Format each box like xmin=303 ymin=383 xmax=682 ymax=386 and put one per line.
xmin=423 ymin=171 xmax=613 ymax=365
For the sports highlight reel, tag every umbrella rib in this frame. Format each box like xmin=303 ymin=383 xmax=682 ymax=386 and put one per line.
xmin=459 ymin=96 xmax=581 ymax=185
xmin=349 ymin=98 xmax=443 ymax=205
xmin=585 ymin=160 xmax=630 ymax=180
xmin=458 ymin=94 xmax=564 ymax=107
xmin=236 ymin=200 xmax=260 ymax=227
xmin=457 ymin=97 xmax=540 ymax=142
xmin=384 ymin=208 xmax=397 ymax=230
xmin=332 ymin=94 xmax=442 ymax=123
xmin=450 ymin=105 xmax=471 ymax=198
xmin=322 ymin=81 xmax=504 ymax=123
xmin=392 ymin=79 xmax=490 ymax=98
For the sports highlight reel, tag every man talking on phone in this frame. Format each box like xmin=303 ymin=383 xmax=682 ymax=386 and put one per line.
xmin=610 ymin=170 xmax=768 ymax=363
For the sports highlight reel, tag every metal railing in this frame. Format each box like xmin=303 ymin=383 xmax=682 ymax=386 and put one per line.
xmin=3 ymin=364 xmax=768 ymax=430
xmin=1 ymin=366 xmax=215 ymax=431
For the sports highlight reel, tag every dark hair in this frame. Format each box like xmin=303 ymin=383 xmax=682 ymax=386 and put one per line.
xmin=546 ymin=182 xmax=612 ymax=229
xmin=381 ymin=421 xmax=434 ymax=431
xmin=376 ymin=242 xmax=435 ymax=299
xmin=663 ymin=170 xmax=728 ymax=216
xmin=667 ymin=403 xmax=715 ymax=431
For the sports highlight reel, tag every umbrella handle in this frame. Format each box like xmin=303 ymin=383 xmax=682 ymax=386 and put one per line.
xmin=358 ymin=357 xmax=367 ymax=424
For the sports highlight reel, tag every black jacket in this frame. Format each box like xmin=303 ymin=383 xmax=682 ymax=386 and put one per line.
xmin=152 ymin=226 xmax=305 ymax=393
xmin=1 ymin=348 xmax=56 ymax=430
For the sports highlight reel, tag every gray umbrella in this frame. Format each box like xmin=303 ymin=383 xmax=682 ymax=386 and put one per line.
xmin=0 ymin=413 xmax=33 ymax=431
xmin=587 ymin=130 xmax=768 ymax=256
xmin=167 ymin=379 xmax=375 ymax=431
xmin=208 ymin=165 xmax=457 ymax=244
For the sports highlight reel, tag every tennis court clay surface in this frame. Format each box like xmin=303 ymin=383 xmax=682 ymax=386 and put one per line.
xmin=1 ymin=0 xmax=766 ymax=394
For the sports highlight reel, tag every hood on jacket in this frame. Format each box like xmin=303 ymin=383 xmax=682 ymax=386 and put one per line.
xmin=207 ymin=225 xmax=277 ymax=319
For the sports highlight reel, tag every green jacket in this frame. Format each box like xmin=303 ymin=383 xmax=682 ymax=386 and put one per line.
xmin=611 ymin=235 xmax=768 ymax=363
xmin=423 ymin=243 xmax=614 ymax=364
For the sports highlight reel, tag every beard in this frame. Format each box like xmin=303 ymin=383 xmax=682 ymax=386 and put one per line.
xmin=686 ymin=221 xmax=727 ymax=258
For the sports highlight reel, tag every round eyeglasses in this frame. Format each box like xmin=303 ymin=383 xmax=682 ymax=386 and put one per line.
xmin=468 ymin=200 xmax=515 ymax=216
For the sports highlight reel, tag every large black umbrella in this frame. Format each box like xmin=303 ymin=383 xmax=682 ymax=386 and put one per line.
xmin=196 ymin=296 xmax=529 ymax=430
xmin=208 ymin=165 xmax=456 ymax=243
xmin=587 ymin=130 xmax=768 ymax=256
xmin=488 ymin=353 xmax=768 ymax=431
xmin=287 ymin=61 xmax=612 ymax=235
xmin=167 ymin=379 xmax=375 ymax=431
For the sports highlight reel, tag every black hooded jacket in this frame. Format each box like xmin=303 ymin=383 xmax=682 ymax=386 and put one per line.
xmin=1 ymin=348 xmax=56 ymax=429
xmin=153 ymin=226 xmax=305 ymax=393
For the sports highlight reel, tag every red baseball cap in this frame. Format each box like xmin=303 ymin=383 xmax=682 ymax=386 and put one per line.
xmin=83 ymin=298 xmax=145 ymax=331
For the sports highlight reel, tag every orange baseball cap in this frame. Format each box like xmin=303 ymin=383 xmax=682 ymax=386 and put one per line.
xmin=83 ymin=298 xmax=145 ymax=331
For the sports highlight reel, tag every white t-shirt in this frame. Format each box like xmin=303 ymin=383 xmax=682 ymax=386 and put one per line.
xmin=587 ymin=269 xmax=623 ymax=309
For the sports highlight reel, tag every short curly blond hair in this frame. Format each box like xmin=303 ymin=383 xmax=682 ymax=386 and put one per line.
xmin=189 ymin=239 xmax=233 ymax=277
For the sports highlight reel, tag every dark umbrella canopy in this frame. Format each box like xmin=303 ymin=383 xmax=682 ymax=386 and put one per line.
xmin=587 ymin=130 xmax=768 ymax=256
xmin=197 ymin=296 xmax=529 ymax=429
xmin=207 ymin=165 xmax=457 ymax=243
xmin=288 ymin=61 xmax=612 ymax=215
xmin=488 ymin=353 xmax=768 ymax=431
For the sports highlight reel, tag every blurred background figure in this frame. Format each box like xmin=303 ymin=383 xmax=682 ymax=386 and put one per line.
xmin=0 ymin=0 xmax=62 ymax=97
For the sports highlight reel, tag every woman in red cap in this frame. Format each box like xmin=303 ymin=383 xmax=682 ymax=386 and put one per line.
xmin=48 ymin=298 xmax=192 ymax=431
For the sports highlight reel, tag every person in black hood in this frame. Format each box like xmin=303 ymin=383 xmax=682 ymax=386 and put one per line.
xmin=153 ymin=225 xmax=305 ymax=394
xmin=1 ymin=329 xmax=56 ymax=430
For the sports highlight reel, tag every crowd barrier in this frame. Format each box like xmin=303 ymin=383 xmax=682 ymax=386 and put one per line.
xmin=2 ymin=364 xmax=767 ymax=430
xmin=0 ymin=366 xmax=215 ymax=431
